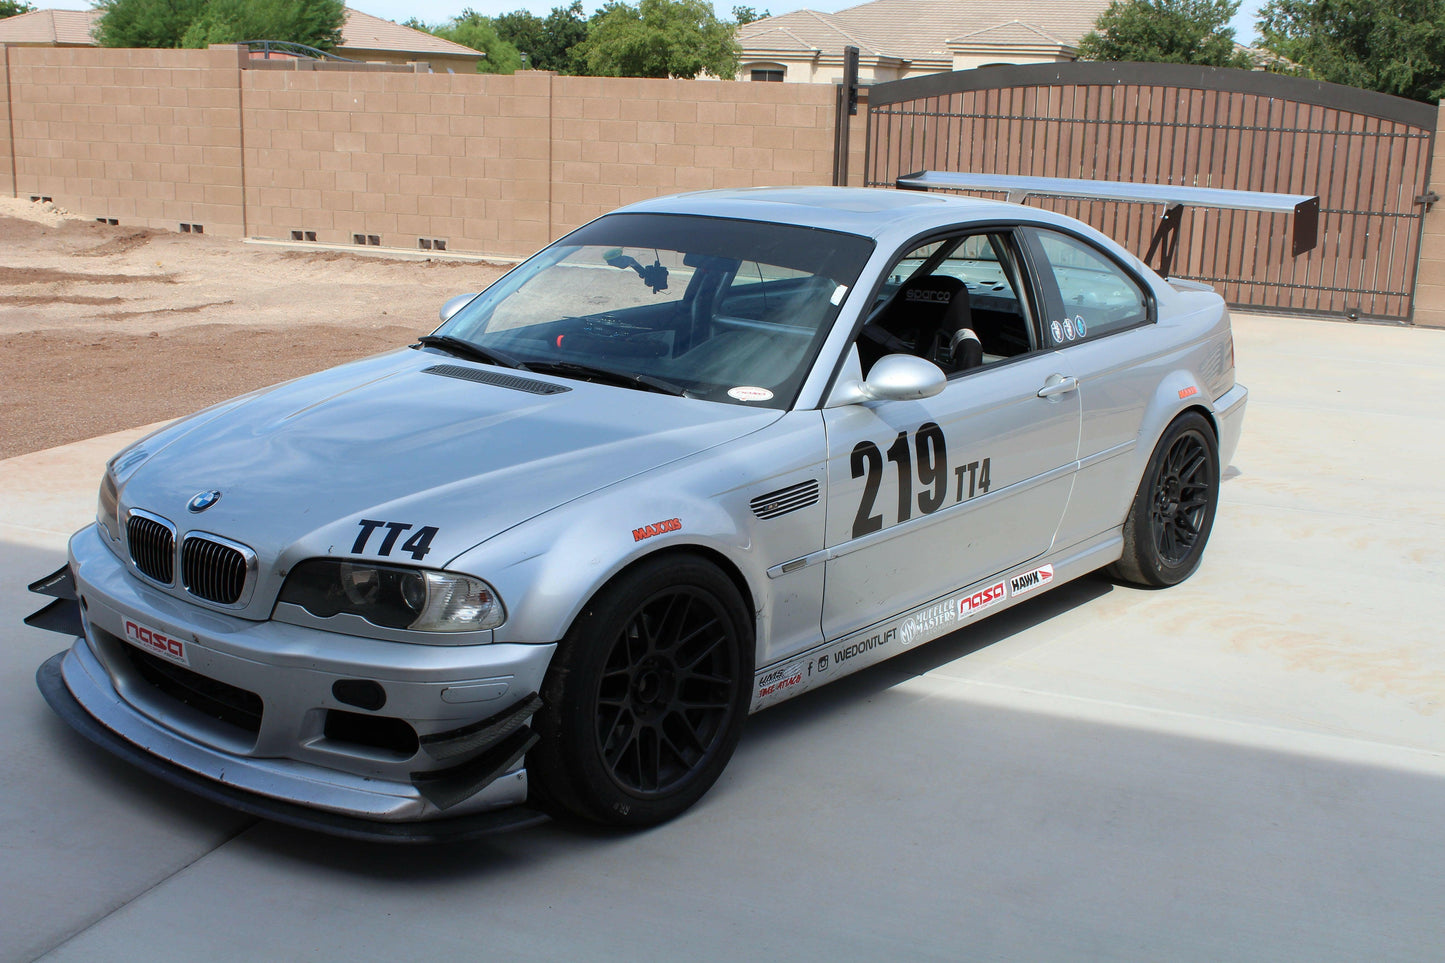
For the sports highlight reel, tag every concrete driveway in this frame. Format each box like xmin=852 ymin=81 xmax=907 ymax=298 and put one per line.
xmin=3 ymin=313 xmax=1442 ymax=962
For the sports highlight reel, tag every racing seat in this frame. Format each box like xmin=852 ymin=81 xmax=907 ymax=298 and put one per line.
xmin=858 ymin=275 xmax=981 ymax=375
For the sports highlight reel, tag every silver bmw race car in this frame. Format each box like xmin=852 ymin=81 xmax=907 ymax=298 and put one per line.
xmin=28 ymin=185 xmax=1246 ymax=840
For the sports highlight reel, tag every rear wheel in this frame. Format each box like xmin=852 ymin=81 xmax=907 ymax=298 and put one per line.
xmin=1110 ymin=411 xmax=1219 ymax=587
xmin=528 ymin=554 xmax=753 ymax=827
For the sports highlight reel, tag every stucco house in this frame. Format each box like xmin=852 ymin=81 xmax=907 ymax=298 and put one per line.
xmin=0 ymin=7 xmax=485 ymax=72
xmin=736 ymin=0 xmax=1113 ymax=84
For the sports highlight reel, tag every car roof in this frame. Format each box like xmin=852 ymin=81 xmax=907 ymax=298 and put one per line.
xmin=616 ymin=186 xmax=1044 ymax=239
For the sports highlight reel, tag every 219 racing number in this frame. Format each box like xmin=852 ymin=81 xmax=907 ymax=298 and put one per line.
xmin=850 ymin=423 xmax=991 ymax=539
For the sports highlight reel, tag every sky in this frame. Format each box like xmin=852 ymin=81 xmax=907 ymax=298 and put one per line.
xmin=39 ymin=0 xmax=1267 ymax=44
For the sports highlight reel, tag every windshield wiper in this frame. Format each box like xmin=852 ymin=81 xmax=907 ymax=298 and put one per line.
xmin=524 ymin=360 xmax=688 ymax=397
xmin=415 ymin=335 xmax=529 ymax=371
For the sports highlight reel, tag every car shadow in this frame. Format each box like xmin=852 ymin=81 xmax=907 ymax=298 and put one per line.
xmin=229 ymin=571 xmax=1120 ymax=876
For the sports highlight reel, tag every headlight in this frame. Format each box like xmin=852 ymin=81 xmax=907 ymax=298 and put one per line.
xmin=277 ymin=559 xmax=505 ymax=633
xmin=98 ymin=443 xmax=149 ymax=544
xmin=97 ymin=470 xmax=121 ymax=544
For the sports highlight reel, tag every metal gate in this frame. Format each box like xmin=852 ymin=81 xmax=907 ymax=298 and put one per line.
xmin=864 ymin=62 xmax=1438 ymax=322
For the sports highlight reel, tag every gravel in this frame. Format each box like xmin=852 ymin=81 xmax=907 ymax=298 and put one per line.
xmin=0 ymin=204 xmax=509 ymax=459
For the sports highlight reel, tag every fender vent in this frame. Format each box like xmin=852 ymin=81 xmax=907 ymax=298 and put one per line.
xmin=751 ymin=480 xmax=820 ymax=520
xmin=422 ymin=364 xmax=569 ymax=396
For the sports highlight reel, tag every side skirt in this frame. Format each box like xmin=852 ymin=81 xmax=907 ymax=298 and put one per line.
xmin=749 ymin=529 xmax=1123 ymax=712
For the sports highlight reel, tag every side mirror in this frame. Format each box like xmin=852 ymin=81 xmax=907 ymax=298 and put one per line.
xmin=827 ymin=354 xmax=947 ymax=407
xmin=439 ymin=293 xmax=480 ymax=324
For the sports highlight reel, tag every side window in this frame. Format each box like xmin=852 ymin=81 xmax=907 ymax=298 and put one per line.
xmin=1032 ymin=230 xmax=1150 ymax=344
xmin=859 ymin=231 xmax=1037 ymax=376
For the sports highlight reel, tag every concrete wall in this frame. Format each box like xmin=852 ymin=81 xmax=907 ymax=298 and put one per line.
xmin=2 ymin=45 xmax=845 ymax=257
xmin=1414 ymin=106 xmax=1445 ymax=327
xmin=7 ymin=46 xmax=247 ymax=233
xmin=0 ymin=45 xmax=13 ymax=198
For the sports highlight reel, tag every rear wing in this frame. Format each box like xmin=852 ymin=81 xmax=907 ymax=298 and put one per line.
xmin=895 ymin=170 xmax=1319 ymax=278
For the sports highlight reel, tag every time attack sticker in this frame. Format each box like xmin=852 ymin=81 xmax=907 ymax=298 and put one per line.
xmin=123 ymin=618 xmax=189 ymax=666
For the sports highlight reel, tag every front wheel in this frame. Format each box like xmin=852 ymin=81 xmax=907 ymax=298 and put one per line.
xmin=528 ymin=554 xmax=753 ymax=827
xmin=1110 ymin=411 xmax=1220 ymax=587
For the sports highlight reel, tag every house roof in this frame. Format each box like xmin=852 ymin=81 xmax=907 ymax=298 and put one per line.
xmin=0 ymin=9 xmax=98 ymax=45
xmin=948 ymin=20 xmax=1073 ymax=48
xmin=0 ymin=7 xmax=482 ymax=57
xmin=737 ymin=0 xmax=1111 ymax=63
xmin=338 ymin=9 xmax=480 ymax=57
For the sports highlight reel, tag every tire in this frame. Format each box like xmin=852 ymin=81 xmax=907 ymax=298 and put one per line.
xmin=1109 ymin=411 xmax=1220 ymax=587
xmin=527 ymin=553 xmax=754 ymax=828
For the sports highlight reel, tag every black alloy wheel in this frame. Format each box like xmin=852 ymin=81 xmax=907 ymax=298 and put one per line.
xmin=1110 ymin=411 xmax=1220 ymax=587
xmin=1150 ymin=430 xmax=1213 ymax=566
xmin=528 ymin=554 xmax=752 ymax=827
xmin=595 ymin=586 xmax=739 ymax=796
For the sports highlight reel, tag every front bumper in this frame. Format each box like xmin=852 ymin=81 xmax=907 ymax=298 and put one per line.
xmin=31 ymin=524 xmax=561 ymax=838
xmin=38 ymin=652 xmax=546 ymax=842
xmin=1213 ymin=382 xmax=1248 ymax=468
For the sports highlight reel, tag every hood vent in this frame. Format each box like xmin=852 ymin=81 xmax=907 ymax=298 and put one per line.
xmin=751 ymin=479 xmax=820 ymax=520
xmin=422 ymin=364 xmax=570 ymax=396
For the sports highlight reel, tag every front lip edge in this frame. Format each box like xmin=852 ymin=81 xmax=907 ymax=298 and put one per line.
xmin=36 ymin=651 xmax=549 ymax=844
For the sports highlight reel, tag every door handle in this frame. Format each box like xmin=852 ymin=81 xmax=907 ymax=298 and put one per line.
xmin=1037 ymin=374 xmax=1078 ymax=398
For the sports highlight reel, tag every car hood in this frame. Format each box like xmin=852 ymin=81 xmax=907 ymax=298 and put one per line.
xmin=118 ymin=348 xmax=780 ymax=572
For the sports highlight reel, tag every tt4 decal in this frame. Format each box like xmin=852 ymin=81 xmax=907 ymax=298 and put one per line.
xmin=351 ymin=519 xmax=439 ymax=560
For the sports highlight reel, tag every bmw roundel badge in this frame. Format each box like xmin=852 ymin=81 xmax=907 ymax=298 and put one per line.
xmin=187 ymin=490 xmax=222 ymax=513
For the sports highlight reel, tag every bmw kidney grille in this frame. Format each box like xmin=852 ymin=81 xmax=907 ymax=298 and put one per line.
xmin=126 ymin=513 xmax=176 ymax=584
xmin=182 ymin=535 xmax=250 ymax=605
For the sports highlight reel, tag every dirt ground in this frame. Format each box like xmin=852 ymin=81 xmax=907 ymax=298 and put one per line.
xmin=0 ymin=198 xmax=510 ymax=460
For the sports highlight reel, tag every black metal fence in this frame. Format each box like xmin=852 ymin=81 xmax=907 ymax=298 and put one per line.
xmin=864 ymin=63 xmax=1438 ymax=322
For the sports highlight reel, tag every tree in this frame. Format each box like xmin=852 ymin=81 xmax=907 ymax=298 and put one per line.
xmin=731 ymin=6 xmax=770 ymax=25
xmin=180 ymin=0 xmax=344 ymax=50
xmin=1258 ymin=0 xmax=1445 ymax=103
xmin=94 ymin=0 xmax=208 ymax=48
xmin=494 ymin=1 xmax=588 ymax=73
xmin=94 ymin=0 xmax=343 ymax=49
xmin=407 ymin=9 xmax=524 ymax=74
xmin=573 ymin=0 xmax=739 ymax=78
xmin=1078 ymin=0 xmax=1254 ymax=69
xmin=0 ymin=2 xmax=35 ymax=20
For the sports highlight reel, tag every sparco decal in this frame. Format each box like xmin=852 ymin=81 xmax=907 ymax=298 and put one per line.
xmin=958 ymin=581 xmax=1007 ymax=617
xmin=833 ymin=627 xmax=897 ymax=665
xmin=124 ymin=619 xmax=189 ymax=666
xmin=1008 ymin=564 xmax=1055 ymax=598
xmin=899 ymin=600 xmax=956 ymax=646
xmin=633 ymin=517 xmax=682 ymax=542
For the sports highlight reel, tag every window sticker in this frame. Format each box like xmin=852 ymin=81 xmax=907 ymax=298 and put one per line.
xmin=830 ymin=284 xmax=848 ymax=305
xmin=728 ymin=386 xmax=774 ymax=402
xmin=1062 ymin=317 xmax=1076 ymax=341
xmin=1050 ymin=320 xmax=1064 ymax=343
xmin=1074 ymin=314 xmax=1088 ymax=337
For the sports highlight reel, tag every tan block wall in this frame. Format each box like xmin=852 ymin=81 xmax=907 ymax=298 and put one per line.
xmin=548 ymin=75 xmax=837 ymax=234
xmin=241 ymin=68 xmax=556 ymax=254
xmin=1 ymin=47 xmax=854 ymax=258
xmin=242 ymin=70 xmax=841 ymax=257
xmin=0 ymin=46 xmax=13 ymax=198
xmin=1414 ymin=103 xmax=1445 ymax=328
xmin=8 ymin=46 xmax=247 ymax=234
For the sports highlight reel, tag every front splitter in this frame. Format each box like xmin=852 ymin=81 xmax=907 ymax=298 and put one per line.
xmin=36 ymin=652 xmax=549 ymax=844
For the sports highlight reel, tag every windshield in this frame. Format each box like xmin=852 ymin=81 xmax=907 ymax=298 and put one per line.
xmin=435 ymin=213 xmax=875 ymax=408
